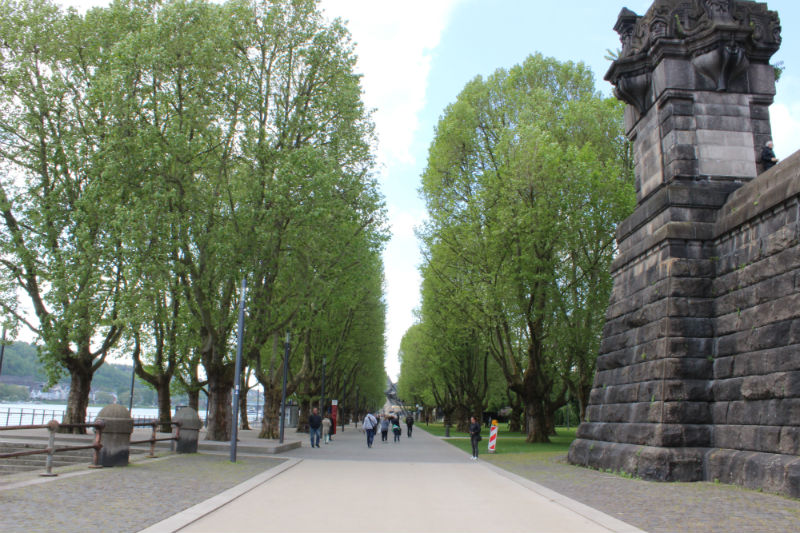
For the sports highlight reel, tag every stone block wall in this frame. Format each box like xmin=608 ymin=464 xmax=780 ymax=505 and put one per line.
xmin=704 ymin=157 xmax=800 ymax=495
xmin=568 ymin=0 xmax=798 ymax=497
xmin=570 ymin=151 xmax=800 ymax=496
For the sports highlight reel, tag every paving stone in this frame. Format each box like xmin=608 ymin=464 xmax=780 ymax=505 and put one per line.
xmin=0 ymin=453 xmax=284 ymax=533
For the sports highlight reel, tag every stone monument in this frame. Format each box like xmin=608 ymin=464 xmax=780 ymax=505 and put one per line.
xmin=569 ymin=0 xmax=800 ymax=498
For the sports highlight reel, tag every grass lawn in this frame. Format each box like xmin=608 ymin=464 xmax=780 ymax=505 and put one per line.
xmin=420 ymin=422 xmax=577 ymax=455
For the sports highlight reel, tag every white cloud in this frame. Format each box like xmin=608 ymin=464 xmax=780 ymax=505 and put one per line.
xmin=320 ymin=0 xmax=463 ymax=168
xmin=320 ymin=1 xmax=461 ymax=380
xmin=769 ymin=101 xmax=800 ymax=160
xmin=381 ymin=207 xmax=428 ymax=379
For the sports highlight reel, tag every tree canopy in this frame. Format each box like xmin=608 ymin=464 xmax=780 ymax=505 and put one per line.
xmin=404 ymin=53 xmax=635 ymax=442
xmin=0 ymin=0 xmax=388 ymax=438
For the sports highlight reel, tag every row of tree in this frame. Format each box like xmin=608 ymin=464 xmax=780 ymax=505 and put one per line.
xmin=0 ymin=0 xmax=388 ymax=438
xmin=397 ymin=54 xmax=636 ymax=442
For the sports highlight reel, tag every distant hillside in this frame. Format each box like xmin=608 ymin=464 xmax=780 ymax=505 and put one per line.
xmin=1 ymin=341 xmax=157 ymax=398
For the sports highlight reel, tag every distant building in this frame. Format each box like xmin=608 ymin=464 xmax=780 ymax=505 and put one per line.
xmin=30 ymin=383 xmax=69 ymax=401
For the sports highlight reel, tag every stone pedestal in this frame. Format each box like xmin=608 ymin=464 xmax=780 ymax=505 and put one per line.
xmin=173 ymin=407 xmax=202 ymax=453
xmin=96 ymin=404 xmax=134 ymax=467
xmin=569 ymin=0 xmax=783 ymax=484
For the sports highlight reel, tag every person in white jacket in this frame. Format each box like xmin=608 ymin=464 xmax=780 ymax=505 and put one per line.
xmin=322 ymin=415 xmax=332 ymax=444
xmin=362 ymin=412 xmax=378 ymax=448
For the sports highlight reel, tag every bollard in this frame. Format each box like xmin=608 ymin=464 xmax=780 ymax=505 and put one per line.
xmin=173 ymin=407 xmax=202 ymax=453
xmin=96 ymin=404 xmax=133 ymax=467
xmin=148 ymin=422 xmax=158 ymax=458
xmin=488 ymin=420 xmax=498 ymax=453
xmin=40 ymin=419 xmax=59 ymax=477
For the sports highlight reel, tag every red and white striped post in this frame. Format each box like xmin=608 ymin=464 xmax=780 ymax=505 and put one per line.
xmin=488 ymin=419 xmax=498 ymax=453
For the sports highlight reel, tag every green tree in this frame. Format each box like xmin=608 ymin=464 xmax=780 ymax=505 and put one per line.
xmin=0 ymin=0 xmax=138 ymax=431
xmin=418 ymin=54 xmax=634 ymax=442
xmin=0 ymin=383 xmax=29 ymax=401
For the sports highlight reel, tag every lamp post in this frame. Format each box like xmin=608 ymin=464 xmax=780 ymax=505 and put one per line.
xmin=128 ymin=359 xmax=136 ymax=412
xmin=279 ymin=331 xmax=290 ymax=444
xmin=230 ymin=278 xmax=247 ymax=463
xmin=0 ymin=327 xmax=7 ymax=377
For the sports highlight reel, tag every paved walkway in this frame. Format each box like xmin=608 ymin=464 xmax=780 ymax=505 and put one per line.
xmin=149 ymin=427 xmax=642 ymax=533
xmin=485 ymin=452 xmax=800 ymax=533
xmin=3 ymin=423 xmax=798 ymax=532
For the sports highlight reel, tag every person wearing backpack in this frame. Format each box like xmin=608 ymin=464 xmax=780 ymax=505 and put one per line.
xmin=380 ymin=415 xmax=390 ymax=443
xmin=362 ymin=412 xmax=378 ymax=448
xmin=405 ymin=414 xmax=414 ymax=437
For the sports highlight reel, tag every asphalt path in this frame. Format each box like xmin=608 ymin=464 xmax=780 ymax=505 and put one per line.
xmin=155 ymin=425 xmax=643 ymax=533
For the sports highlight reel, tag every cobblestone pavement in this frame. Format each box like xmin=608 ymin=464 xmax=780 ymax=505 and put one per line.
xmin=484 ymin=452 xmax=800 ymax=533
xmin=0 ymin=453 xmax=284 ymax=533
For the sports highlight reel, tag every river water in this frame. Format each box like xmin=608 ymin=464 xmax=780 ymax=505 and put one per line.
xmin=0 ymin=402 xmax=207 ymax=426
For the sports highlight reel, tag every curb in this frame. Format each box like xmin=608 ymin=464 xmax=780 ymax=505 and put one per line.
xmin=136 ymin=457 xmax=302 ymax=533
xmin=438 ymin=434 xmax=646 ymax=533
xmin=478 ymin=460 xmax=647 ymax=533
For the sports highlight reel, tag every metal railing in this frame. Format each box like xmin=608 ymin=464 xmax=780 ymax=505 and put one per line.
xmin=130 ymin=420 xmax=181 ymax=458
xmin=0 ymin=419 xmax=104 ymax=476
xmin=0 ymin=407 xmax=164 ymax=427
xmin=1 ymin=407 xmax=67 ymax=427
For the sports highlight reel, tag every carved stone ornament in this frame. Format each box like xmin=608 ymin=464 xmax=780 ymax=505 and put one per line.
xmin=692 ymin=42 xmax=749 ymax=91
xmin=614 ymin=71 xmax=653 ymax=114
xmin=607 ymin=0 xmax=781 ymax=112
xmin=702 ymin=0 xmax=733 ymax=22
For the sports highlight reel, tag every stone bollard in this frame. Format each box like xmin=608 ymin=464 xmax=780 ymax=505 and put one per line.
xmin=96 ymin=404 xmax=134 ymax=467
xmin=173 ymin=406 xmax=202 ymax=453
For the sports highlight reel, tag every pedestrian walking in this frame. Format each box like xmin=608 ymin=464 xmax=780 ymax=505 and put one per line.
xmin=322 ymin=414 xmax=332 ymax=444
xmin=405 ymin=414 xmax=414 ymax=437
xmin=362 ymin=412 xmax=378 ymax=448
xmin=392 ymin=421 xmax=401 ymax=442
xmin=308 ymin=407 xmax=322 ymax=448
xmin=380 ymin=415 xmax=390 ymax=442
xmin=469 ymin=416 xmax=482 ymax=460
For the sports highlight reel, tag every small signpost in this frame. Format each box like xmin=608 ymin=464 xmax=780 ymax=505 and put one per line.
xmin=331 ymin=399 xmax=338 ymax=435
xmin=488 ymin=419 xmax=498 ymax=453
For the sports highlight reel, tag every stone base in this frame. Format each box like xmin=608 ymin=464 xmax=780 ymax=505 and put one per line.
xmin=568 ymin=439 xmax=707 ymax=481
xmin=705 ymin=448 xmax=800 ymax=498
xmin=569 ymin=439 xmax=800 ymax=498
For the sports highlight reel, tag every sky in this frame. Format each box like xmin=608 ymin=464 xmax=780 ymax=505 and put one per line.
xmin=315 ymin=0 xmax=800 ymax=381
xmin=22 ymin=0 xmax=800 ymax=382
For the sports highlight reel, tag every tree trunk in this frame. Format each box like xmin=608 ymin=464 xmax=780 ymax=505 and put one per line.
xmin=258 ymin=390 xmax=281 ymax=439
xmin=296 ymin=398 xmax=310 ymax=433
xmin=205 ymin=373 xmax=233 ymax=441
xmin=545 ymin=406 xmax=557 ymax=436
xmin=454 ymin=406 xmax=469 ymax=432
xmin=239 ymin=389 xmax=250 ymax=430
xmin=525 ymin=400 xmax=550 ymax=443
xmin=508 ymin=405 xmax=523 ymax=432
xmin=156 ymin=379 xmax=173 ymax=433
xmin=188 ymin=389 xmax=200 ymax=412
xmin=61 ymin=365 xmax=93 ymax=434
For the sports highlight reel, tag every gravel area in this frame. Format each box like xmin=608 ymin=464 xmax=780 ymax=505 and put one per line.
xmin=0 ymin=453 xmax=284 ymax=533
xmin=485 ymin=452 xmax=800 ymax=533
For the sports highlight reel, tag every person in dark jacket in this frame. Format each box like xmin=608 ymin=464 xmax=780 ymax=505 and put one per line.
xmin=469 ymin=416 xmax=481 ymax=460
xmin=308 ymin=407 xmax=322 ymax=448
xmin=761 ymin=140 xmax=778 ymax=171
xmin=405 ymin=414 xmax=414 ymax=437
